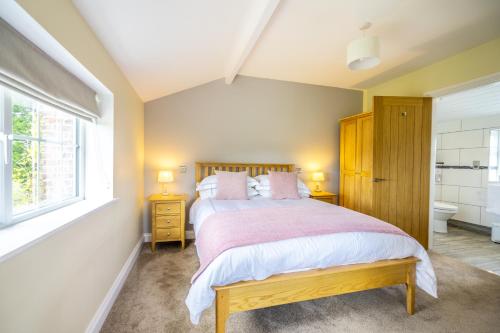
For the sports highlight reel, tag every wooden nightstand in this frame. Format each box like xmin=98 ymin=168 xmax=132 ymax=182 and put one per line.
xmin=149 ymin=194 xmax=187 ymax=251
xmin=310 ymin=191 xmax=337 ymax=205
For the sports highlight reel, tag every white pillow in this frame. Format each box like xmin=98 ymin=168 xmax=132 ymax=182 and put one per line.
xmin=255 ymin=175 xmax=310 ymax=192
xmin=255 ymin=175 xmax=311 ymax=198
xmin=196 ymin=175 xmax=259 ymax=199
xmin=196 ymin=175 xmax=258 ymax=191
xmin=198 ymin=186 xmax=259 ymax=199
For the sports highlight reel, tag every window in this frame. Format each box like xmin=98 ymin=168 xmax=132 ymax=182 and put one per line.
xmin=489 ymin=129 xmax=500 ymax=183
xmin=0 ymin=87 xmax=84 ymax=226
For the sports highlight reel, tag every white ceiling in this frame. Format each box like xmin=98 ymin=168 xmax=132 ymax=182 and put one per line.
xmin=436 ymin=81 xmax=500 ymax=122
xmin=73 ymin=0 xmax=500 ymax=102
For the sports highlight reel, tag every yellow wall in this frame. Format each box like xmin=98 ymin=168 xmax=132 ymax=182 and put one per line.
xmin=364 ymin=38 xmax=500 ymax=111
xmin=0 ymin=1 xmax=144 ymax=332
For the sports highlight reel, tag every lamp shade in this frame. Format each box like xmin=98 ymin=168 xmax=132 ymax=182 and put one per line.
xmin=347 ymin=35 xmax=380 ymax=70
xmin=158 ymin=170 xmax=174 ymax=183
xmin=312 ymin=171 xmax=325 ymax=182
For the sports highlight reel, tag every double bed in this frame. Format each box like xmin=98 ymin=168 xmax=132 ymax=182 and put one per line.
xmin=186 ymin=162 xmax=437 ymax=333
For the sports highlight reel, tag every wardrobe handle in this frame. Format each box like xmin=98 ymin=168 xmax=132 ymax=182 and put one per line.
xmin=372 ymin=178 xmax=387 ymax=182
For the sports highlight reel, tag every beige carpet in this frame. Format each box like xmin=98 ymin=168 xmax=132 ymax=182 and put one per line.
xmin=101 ymin=241 xmax=500 ymax=333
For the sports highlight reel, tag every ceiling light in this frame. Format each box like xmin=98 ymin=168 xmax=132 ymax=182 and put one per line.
xmin=347 ymin=22 xmax=380 ymax=71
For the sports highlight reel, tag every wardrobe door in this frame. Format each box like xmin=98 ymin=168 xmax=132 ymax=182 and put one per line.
xmin=356 ymin=114 xmax=373 ymax=215
xmin=340 ymin=118 xmax=358 ymax=209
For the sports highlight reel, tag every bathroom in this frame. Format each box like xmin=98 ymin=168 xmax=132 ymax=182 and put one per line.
xmin=431 ymin=80 xmax=500 ymax=275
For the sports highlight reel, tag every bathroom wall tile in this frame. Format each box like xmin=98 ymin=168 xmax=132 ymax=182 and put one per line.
xmin=436 ymin=134 xmax=442 ymax=150
xmin=461 ymin=114 xmax=500 ymax=131
xmin=436 ymin=149 xmax=459 ymax=165
xmin=434 ymin=185 xmax=442 ymax=201
xmin=441 ymin=185 xmax=459 ymax=202
xmin=436 ymin=120 xmax=461 ymax=133
xmin=483 ymin=129 xmax=491 ymax=147
xmin=459 ymin=186 xmax=487 ymax=206
xmin=480 ymin=207 xmax=499 ymax=227
xmin=453 ymin=204 xmax=481 ymax=225
xmin=441 ymin=169 xmax=482 ymax=187
xmin=459 ymin=147 xmax=489 ymax=167
xmin=441 ymin=130 xmax=484 ymax=149
xmin=482 ymin=169 xmax=490 ymax=188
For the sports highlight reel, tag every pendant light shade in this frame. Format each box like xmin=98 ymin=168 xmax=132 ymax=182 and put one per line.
xmin=347 ymin=35 xmax=380 ymax=70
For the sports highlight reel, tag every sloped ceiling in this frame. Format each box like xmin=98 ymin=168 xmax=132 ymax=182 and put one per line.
xmin=73 ymin=0 xmax=500 ymax=101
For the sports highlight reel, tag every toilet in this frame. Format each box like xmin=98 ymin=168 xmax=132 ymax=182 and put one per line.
xmin=434 ymin=201 xmax=458 ymax=233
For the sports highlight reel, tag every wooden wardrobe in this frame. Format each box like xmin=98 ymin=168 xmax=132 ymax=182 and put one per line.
xmin=339 ymin=97 xmax=432 ymax=248
xmin=339 ymin=112 xmax=373 ymax=215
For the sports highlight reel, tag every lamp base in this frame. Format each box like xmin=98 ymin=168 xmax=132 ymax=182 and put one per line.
xmin=314 ymin=183 xmax=321 ymax=192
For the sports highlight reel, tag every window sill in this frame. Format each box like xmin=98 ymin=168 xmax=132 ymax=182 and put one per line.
xmin=0 ymin=198 xmax=118 ymax=263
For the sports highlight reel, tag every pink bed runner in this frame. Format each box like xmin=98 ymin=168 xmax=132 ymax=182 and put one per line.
xmin=192 ymin=205 xmax=411 ymax=282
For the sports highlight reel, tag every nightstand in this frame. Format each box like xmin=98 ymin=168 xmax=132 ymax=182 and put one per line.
xmin=310 ymin=191 xmax=337 ymax=205
xmin=149 ymin=194 xmax=187 ymax=251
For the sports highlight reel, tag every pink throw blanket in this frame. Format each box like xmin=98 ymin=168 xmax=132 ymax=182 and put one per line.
xmin=192 ymin=205 xmax=410 ymax=282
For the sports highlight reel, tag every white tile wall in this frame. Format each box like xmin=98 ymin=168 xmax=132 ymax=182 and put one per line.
xmin=435 ymin=120 xmax=461 ymax=133
xmin=461 ymin=114 xmax=500 ymax=131
xmin=481 ymin=169 xmax=489 ymax=188
xmin=459 ymin=148 xmax=489 ymax=167
xmin=434 ymin=114 xmax=500 ymax=227
xmin=436 ymin=134 xmax=442 ymax=149
xmin=441 ymin=169 xmax=482 ymax=187
xmin=441 ymin=130 xmax=484 ymax=149
xmin=453 ymin=204 xmax=481 ymax=225
xmin=441 ymin=185 xmax=459 ymax=202
xmin=459 ymin=187 xmax=487 ymax=206
xmin=435 ymin=185 xmax=442 ymax=201
xmin=436 ymin=149 xmax=459 ymax=165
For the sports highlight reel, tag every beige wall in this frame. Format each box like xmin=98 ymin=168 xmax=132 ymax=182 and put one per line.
xmin=364 ymin=38 xmax=500 ymax=112
xmin=0 ymin=1 xmax=144 ymax=332
xmin=144 ymin=76 xmax=362 ymax=231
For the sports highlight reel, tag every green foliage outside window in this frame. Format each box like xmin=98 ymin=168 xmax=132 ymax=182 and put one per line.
xmin=12 ymin=104 xmax=34 ymax=207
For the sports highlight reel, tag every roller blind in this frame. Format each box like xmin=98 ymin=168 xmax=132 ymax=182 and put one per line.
xmin=0 ymin=18 xmax=99 ymax=121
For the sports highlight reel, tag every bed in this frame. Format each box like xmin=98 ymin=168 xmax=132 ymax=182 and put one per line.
xmin=186 ymin=162 xmax=437 ymax=333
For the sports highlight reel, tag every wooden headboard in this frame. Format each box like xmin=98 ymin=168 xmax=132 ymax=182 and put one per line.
xmin=195 ymin=162 xmax=295 ymax=196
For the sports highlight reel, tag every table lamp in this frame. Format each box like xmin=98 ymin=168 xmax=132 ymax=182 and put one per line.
xmin=312 ymin=171 xmax=325 ymax=192
xmin=158 ymin=170 xmax=174 ymax=195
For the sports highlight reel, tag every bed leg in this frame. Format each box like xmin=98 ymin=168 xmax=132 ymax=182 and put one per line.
xmin=406 ymin=263 xmax=416 ymax=315
xmin=216 ymin=289 xmax=229 ymax=333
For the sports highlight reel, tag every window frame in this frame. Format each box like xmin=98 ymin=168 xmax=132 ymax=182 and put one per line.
xmin=0 ymin=86 xmax=85 ymax=227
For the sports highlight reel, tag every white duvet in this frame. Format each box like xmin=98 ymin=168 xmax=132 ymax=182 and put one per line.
xmin=185 ymin=197 xmax=438 ymax=324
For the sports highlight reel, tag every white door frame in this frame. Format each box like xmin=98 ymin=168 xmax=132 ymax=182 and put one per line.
xmin=424 ymin=72 xmax=500 ymax=249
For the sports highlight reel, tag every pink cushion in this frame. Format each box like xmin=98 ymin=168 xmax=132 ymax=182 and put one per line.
xmin=215 ymin=171 xmax=249 ymax=200
xmin=268 ymin=171 xmax=300 ymax=199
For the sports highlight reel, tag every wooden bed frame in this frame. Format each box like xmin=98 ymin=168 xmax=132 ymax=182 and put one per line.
xmin=195 ymin=162 xmax=418 ymax=333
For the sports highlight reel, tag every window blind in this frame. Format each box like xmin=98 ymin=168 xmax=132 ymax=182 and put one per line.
xmin=0 ymin=18 xmax=99 ymax=121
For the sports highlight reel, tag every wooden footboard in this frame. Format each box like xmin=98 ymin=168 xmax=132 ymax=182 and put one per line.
xmin=214 ymin=257 xmax=418 ymax=333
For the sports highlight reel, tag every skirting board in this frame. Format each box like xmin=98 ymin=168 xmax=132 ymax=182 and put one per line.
xmin=143 ymin=230 xmax=195 ymax=242
xmin=85 ymin=235 xmax=144 ymax=333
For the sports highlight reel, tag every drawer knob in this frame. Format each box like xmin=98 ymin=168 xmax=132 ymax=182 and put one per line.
xmin=167 ymin=220 xmax=171 ymax=223
xmin=167 ymin=232 xmax=171 ymax=236
xmin=167 ymin=208 xmax=171 ymax=211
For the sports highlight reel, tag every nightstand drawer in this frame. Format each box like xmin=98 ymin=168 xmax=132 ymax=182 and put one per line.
xmin=156 ymin=215 xmax=181 ymax=228
xmin=156 ymin=228 xmax=181 ymax=241
xmin=156 ymin=202 xmax=180 ymax=215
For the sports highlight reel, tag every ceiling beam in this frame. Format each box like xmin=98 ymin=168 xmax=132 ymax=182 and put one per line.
xmin=225 ymin=0 xmax=280 ymax=84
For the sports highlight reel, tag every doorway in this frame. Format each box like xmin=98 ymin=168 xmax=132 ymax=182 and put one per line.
xmin=428 ymin=77 xmax=500 ymax=275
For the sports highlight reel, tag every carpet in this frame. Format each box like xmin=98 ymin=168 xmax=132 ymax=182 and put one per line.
xmin=101 ymin=241 xmax=500 ymax=333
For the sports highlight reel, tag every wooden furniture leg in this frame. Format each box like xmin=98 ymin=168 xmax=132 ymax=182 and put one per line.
xmin=406 ymin=263 xmax=416 ymax=315
xmin=216 ymin=289 xmax=230 ymax=333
